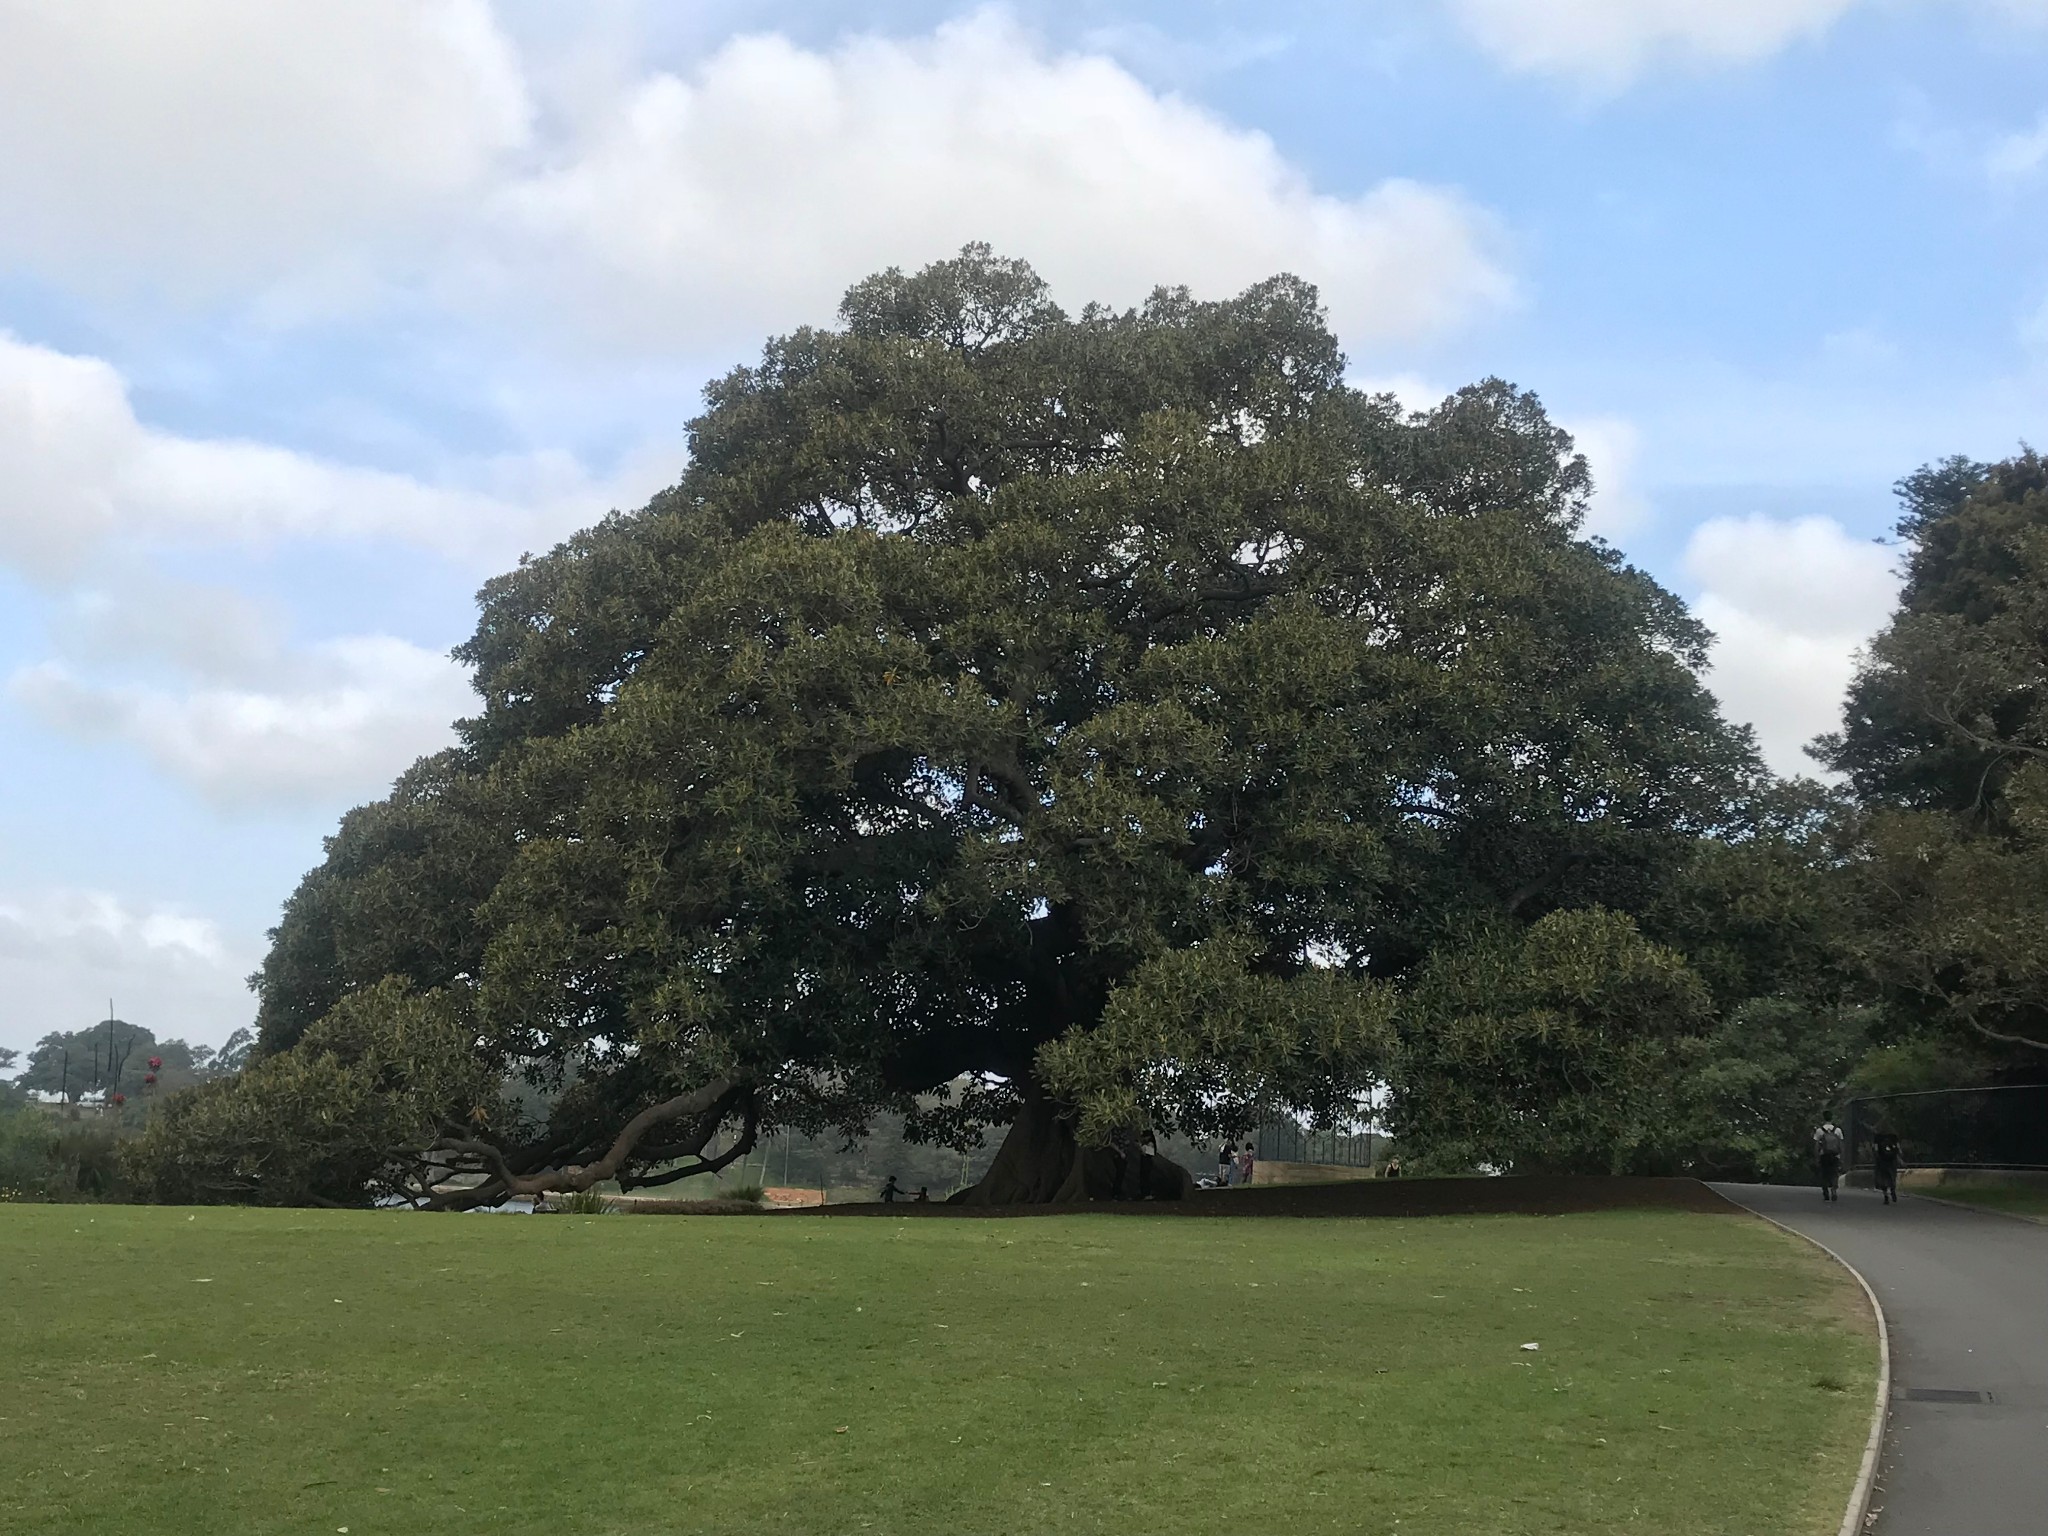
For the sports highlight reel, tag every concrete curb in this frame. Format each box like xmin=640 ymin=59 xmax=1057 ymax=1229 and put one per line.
xmin=1736 ymin=1206 xmax=1890 ymax=1536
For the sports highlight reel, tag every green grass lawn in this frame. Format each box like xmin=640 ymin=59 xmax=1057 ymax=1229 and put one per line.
xmin=0 ymin=1203 xmax=1873 ymax=1536
xmin=1915 ymin=1178 xmax=2048 ymax=1218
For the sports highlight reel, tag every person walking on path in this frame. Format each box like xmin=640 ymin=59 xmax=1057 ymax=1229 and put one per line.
xmin=1813 ymin=1119 xmax=1845 ymax=1202
xmin=1873 ymin=1130 xmax=1903 ymax=1204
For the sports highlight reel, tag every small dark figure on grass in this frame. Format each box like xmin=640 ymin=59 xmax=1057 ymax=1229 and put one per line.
xmin=1813 ymin=1120 xmax=1845 ymax=1202
xmin=914 ymin=1186 xmax=930 ymax=1203
xmin=881 ymin=1175 xmax=901 ymax=1204
xmin=1872 ymin=1131 xmax=1903 ymax=1205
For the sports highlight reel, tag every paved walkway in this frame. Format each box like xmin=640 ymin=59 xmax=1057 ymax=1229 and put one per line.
xmin=1713 ymin=1182 xmax=2048 ymax=1535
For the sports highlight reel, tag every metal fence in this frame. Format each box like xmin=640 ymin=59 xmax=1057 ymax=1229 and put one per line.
xmin=1255 ymin=1118 xmax=1382 ymax=1168
xmin=1844 ymin=1085 xmax=2048 ymax=1171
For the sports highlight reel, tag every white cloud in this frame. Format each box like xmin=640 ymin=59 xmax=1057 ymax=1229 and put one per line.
xmin=0 ymin=888 xmax=252 ymax=1056
xmin=1986 ymin=112 xmax=2048 ymax=179
xmin=1447 ymin=0 xmax=1857 ymax=85
xmin=1685 ymin=514 xmax=1901 ymax=774
xmin=0 ymin=332 xmax=674 ymax=577
xmin=12 ymin=635 xmax=474 ymax=811
xmin=1450 ymin=0 xmax=2048 ymax=86
xmin=1567 ymin=416 xmax=1648 ymax=539
xmin=0 ymin=0 xmax=530 ymax=296
xmin=48 ymin=573 xmax=285 ymax=688
xmin=491 ymin=11 xmax=1513 ymax=354
xmin=0 ymin=7 xmax=1511 ymax=357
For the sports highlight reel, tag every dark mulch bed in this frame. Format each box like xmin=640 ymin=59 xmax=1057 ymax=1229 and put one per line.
xmin=612 ymin=1197 xmax=771 ymax=1215
xmin=799 ymin=1175 xmax=1737 ymax=1219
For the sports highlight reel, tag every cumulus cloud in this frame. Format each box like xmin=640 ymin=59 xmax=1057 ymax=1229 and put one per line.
xmin=1567 ymin=416 xmax=1649 ymax=540
xmin=1686 ymin=514 xmax=1901 ymax=775
xmin=491 ymin=11 xmax=1513 ymax=354
xmin=1446 ymin=0 xmax=1857 ymax=84
xmin=0 ymin=888 xmax=252 ymax=1056
xmin=0 ymin=0 xmax=530 ymax=296
xmin=0 ymin=7 xmax=1510 ymax=358
xmin=0 ymin=332 xmax=673 ymax=577
xmin=12 ymin=635 xmax=474 ymax=810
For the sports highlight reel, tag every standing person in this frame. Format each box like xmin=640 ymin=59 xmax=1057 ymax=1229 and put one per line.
xmin=1813 ymin=1119 xmax=1846 ymax=1202
xmin=1218 ymin=1143 xmax=1236 ymax=1187
xmin=881 ymin=1175 xmax=901 ymax=1203
xmin=1383 ymin=1157 xmax=1402 ymax=1179
xmin=1238 ymin=1142 xmax=1257 ymax=1187
xmin=1872 ymin=1131 xmax=1903 ymax=1205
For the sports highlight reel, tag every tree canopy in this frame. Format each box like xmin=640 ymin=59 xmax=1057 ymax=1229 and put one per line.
xmin=132 ymin=247 xmax=1772 ymax=1207
xmin=1821 ymin=451 xmax=2048 ymax=1064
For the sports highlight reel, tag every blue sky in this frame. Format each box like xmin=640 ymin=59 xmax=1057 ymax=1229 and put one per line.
xmin=1 ymin=0 xmax=2044 ymax=1058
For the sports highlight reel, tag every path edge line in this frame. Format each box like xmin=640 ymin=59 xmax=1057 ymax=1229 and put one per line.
xmin=1902 ymin=1189 xmax=2048 ymax=1226
xmin=1738 ymin=1205 xmax=1890 ymax=1536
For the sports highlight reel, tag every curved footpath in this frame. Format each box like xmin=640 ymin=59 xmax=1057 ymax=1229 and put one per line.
xmin=1713 ymin=1181 xmax=2048 ymax=1536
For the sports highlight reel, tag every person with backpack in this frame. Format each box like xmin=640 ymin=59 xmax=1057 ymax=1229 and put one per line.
xmin=1813 ymin=1120 xmax=1846 ymax=1202
xmin=1872 ymin=1130 xmax=1903 ymax=1205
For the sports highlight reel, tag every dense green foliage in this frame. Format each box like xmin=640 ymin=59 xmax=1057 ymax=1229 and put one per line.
xmin=139 ymin=246 xmax=1785 ymax=1206
xmin=132 ymin=255 xmax=2048 ymax=1204
xmin=1821 ymin=452 xmax=2048 ymax=1067
xmin=0 ymin=1098 xmax=128 ymax=1202
xmin=0 ymin=1203 xmax=1875 ymax=1535
xmin=1394 ymin=909 xmax=1714 ymax=1174
xmin=127 ymin=981 xmax=495 ymax=1206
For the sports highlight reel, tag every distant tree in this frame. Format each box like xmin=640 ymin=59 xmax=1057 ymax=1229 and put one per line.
xmin=161 ymin=247 xmax=1760 ymax=1208
xmin=1818 ymin=451 xmax=2048 ymax=1063
xmin=21 ymin=1020 xmax=147 ymax=1101
xmin=17 ymin=1023 xmax=224 ymax=1102
xmin=202 ymin=1029 xmax=256 ymax=1077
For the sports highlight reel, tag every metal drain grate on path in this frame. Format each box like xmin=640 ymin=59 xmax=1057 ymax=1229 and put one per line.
xmin=1898 ymin=1387 xmax=1992 ymax=1403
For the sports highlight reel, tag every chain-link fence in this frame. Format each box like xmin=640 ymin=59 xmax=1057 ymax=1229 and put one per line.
xmin=1255 ymin=1118 xmax=1382 ymax=1168
xmin=1844 ymin=1085 xmax=2048 ymax=1171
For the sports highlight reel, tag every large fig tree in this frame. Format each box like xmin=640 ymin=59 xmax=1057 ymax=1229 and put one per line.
xmin=154 ymin=248 xmax=1758 ymax=1207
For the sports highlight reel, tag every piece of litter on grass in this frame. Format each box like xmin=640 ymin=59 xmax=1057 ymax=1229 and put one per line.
xmin=1520 ymin=1342 xmax=1540 ymax=1351
xmin=834 ymin=1427 xmax=848 ymax=1434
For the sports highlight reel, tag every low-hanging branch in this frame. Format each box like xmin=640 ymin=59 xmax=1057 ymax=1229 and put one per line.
xmin=422 ymin=1076 xmax=742 ymax=1210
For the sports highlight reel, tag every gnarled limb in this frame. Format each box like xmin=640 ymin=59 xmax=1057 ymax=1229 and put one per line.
xmin=423 ymin=1076 xmax=740 ymax=1209
xmin=621 ymin=1106 xmax=760 ymax=1190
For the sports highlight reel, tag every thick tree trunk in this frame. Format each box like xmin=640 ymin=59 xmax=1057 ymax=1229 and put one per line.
xmin=951 ymin=1087 xmax=1193 ymax=1205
